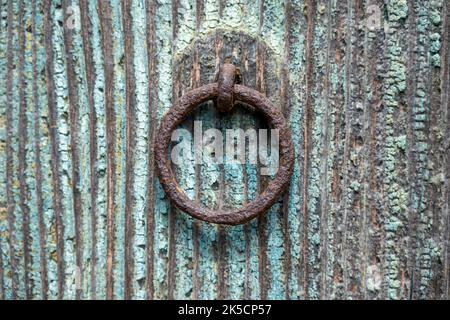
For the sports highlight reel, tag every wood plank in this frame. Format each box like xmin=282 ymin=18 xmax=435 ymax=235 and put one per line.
xmin=0 ymin=0 xmax=448 ymax=300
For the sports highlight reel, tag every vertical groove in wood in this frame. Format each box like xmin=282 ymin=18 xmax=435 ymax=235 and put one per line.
xmin=340 ymin=0 xmax=353 ymax=298
xmin=383 ymin=0 xmax=414 ymax=300
xmin=360 ymin=0 xmax=371 ymax=299
xmin=306 ymin=0 xmax=334 ymax=299
xmin=194 ymin=11 xmax=225 ymax=299
xmin=0 ymin=0 xmax=6 ymax=300
xmin=284 ymin=0 xmax=307 ymax=300
xmin=96 ymin=1 xmax=111 ymax=298
xmin=319 ymin=0 xmax=334 ymax=299
xmin=167 ymin=203 xmax=175 ymax=300
xmin=17 ymin=0 xmax=31 ymax=299
xmin=256 ymin=0 xmax=268 ymax=299
xmin=441 ymin=0 xmax=450 ymax=299
xmin=66 ymin=0 xmax=92 ymax=300
xmin=191 ymin=27 xmax=201 ymax=303
xmin=61 ymin=0 xmax=82 ymax=300
xmin=128 ymin=0 xmax=150 ymax=299
xmin=281 ymin=1 xmax=293 ymax=299
xmin=167 ymin=0 xmax=179 ymax=300
xmin=240 ymin=31 xmax=261 ymax=300
xmin=401 ymin=0 xmax=440 ymax=300
xmin=152 ymin=0 xmax=172 ymax=300
xmin=22 ymin=0 xmax=39 ymax=299
xmin=88 ymin=0 xmax=108 ymax=299
xmin=342 ymin=0 xmax=355 ymax=298
xmin=331 ymin=0 xmax=360 ymax=299
xmin=257 ymin=0 xmax=287 ymax=300
xmin=344 ymin=0 xmax=366 ymax=299
xmin=194 ymin=12 xmax=222 ymax=300
xmin=361 ymin=0 xmax=379 ymax=300
xmin=0 ymin=0 xmax=4 ymax=299
xmin=5 ymin=0 xmax=18 ymax=300
xmin=31 ymin=0 xmax=48 ymax=300
xmin=215 ymin=32 xmax=227 ymax=301
xmin=145 ymin=0 xmax=157 ymax=301
xmin=363 ymin=0 xmax=387 ymax=300
xmin=79 ymin=0 xmax=97 ymax=299
xmin=255 ymin=54 xmax=268 ymax=299
xmin=406 ymin=0 xmax=419 ymax=300
xmin=97 ymin=0 xmax=116 ymax=300
xmin=50 ymin=0 xmax=77 ymax=299
xmin=301 ymin=0 xmax=316 ymax=299
xmin=425 ymin=0 xmax=445 ymax=300
xmin=35 ymin=0 xmax=57 ymax=299
xmin=218 ymin=28 xmax=246 ymax=300
xmin=110 ymin=0 xmax=127 ymax=300
xmin=0 ymin=238 xmax=3 ymax=300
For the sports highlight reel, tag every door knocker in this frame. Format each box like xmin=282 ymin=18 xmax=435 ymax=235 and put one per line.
xmin=154 ymin=63 xmax=295 ymax=225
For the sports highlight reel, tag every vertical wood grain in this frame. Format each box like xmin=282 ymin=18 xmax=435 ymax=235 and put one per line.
xmin=0 ymin=0 xmax=448 ymax=300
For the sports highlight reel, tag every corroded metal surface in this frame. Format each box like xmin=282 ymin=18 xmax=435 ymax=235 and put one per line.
xmin=155 ymin=79 xmax=295 ymax=225
xmin=216 ymin=63 xmax=236 ymax=113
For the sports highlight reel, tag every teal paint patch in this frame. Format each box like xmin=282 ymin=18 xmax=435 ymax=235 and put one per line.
xmin=34 ymin=0 xmax=58 ymax=299
xmin=23 ymin=0 xmax=42 ymax=298
xmin=383 ymin=0 xmax=410 ymax=300
xmin=172 ymin=0 xmax=197 ymax=300
xmin=66 ymin=0 xmax=92 ymax=299
xmin=221 ymin=128 xmax=245 ymax=299
xmin=0 ymin=0 xmax=12 ymax=299
xmin=242 ymin=0 xmax=261 ymax=36
xmin=414 ymin=0 xmax=443 ymax=299
xmin=304 ymin=0 xmax=333 ymax=299
xmin=222 ymin=116 xmax=246 ymax=300
xmin=193 ymin=25 xmax=222 ymax=297
xmin=174 ymin=0 xmax=196 ymax=55
xmin=198 ymin=104 xmax=220 ymax=300
xmin=197 ymin=0 xmax=220 ymax=36
xmin=51 ymin=0 xmax=76 ymax=299
xmin=153 ymin=0 xmax=173 ymax=300
xmin=242 ymin=105 xmax=261 ymax=300
xmin=10 ymin=0 xmax=26 ymax=299
xmin=266 ymin=202 xmax=285 ymax=299
xmin=89 ymin=0 xmax=108 ymax=299
xmin=387 ymin=0 xmax=408 ymax=22
xmin=258 ymin=0 xmax=287 ymax=300
xmin=285 ymin=0 xmax=307 ymax=300
xmin=130 ymin=0 xmax=150 ymax=300
xmin=218 ymin=2 xmax=253 ymax=301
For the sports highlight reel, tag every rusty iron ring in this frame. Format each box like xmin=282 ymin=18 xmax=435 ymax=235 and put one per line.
xmin=155 ymin=83 xmax=295 ymax=226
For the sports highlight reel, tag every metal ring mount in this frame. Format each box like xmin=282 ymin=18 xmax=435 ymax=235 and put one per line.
xmin=216 ymin=63 xmax=236 ymax=112
xmin=154 ymin=64 xmax=295 ymax=225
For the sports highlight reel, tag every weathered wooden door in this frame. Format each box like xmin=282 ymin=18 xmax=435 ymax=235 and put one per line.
xmin=0 ymin=0 xmax=449 ymax=300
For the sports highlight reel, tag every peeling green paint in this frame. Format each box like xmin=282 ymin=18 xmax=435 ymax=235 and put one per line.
xmin=0 ymin=0 xmax=448 ymax=300
xmin=88 ymin=0 xmax=108 ymax=299
xmin=153 ymin=0 xmax=172 ymax=300
xmin=0 ymin=0 xmax=12 ymax=300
